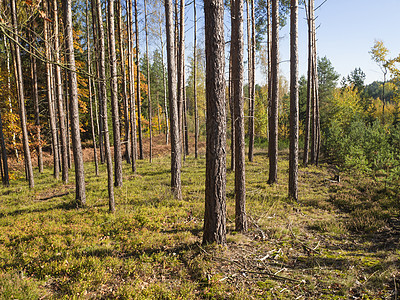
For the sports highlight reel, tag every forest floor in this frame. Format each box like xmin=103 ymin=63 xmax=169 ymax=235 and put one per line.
xmin=0 ymin=135 xmax=400 ymax=299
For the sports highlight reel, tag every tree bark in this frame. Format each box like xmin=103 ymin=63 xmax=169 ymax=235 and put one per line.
xmin=160 ymin=19 xmax=169 ymax=145
xmin=165 ymin=0 xmax=182 ymax=199
xmin=229 ymin=52 xmax=235 ymax=171
xmin=108 ymin=0 xmax=123 ymax=187
xmin=177 ymin=0 xmax=186 ymax=160
xmin=203 ymin=0 xmax=227 ymax=245
xmin=62 ymin=0 xmax=87 ymax=205
xmin=117 ymin=0 xmax=131 ymax=164
xmin=127 ymin=0 xmax=137 ymax=172
xmin=268 ymin=0 xmax=279 ymax=184
xmin=94 ymin=0 xmax=115 ymax=211
xmin=289 ymin=0 xmax=299 ymax=201
xmin=232 ymin=0 xmax=247 ymax=232
xmin=87 ymin=0 xmax=99 ymax=176
xmin=134 ymin=0 xmax=143 ymax=160
xmin=44 ymin=0 xmax=60 ymax=180
xmin=29 ymin=39 xmax=43 ymax=173
xmin=144 ymin=0 xmax=153 ymax=163
xmin=54 ymin=0 xmax=69 ymax=183
xmin=0 ymin=109 xmax=9 ymax=186
xmin=11 ymin=0 xmax=34 ymax=188
xmin=193 ymin=0 xmax=198 ymax=158
xmin=247 ymin=0 xmax=255 ymax=162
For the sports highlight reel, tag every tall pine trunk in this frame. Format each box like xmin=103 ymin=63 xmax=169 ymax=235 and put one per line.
xmin=247 ymin=0 xmax=254 ymax=162
xmin=44 ymin=0 xmax=60 ymax=180
xmin=54 ymin=0 xmax=69 ymax=183
xmin=268 ymin=0 xmax=279 ymax=184
xmin=62 ymin=0 xmax=87 ymax=205
xmin=0 ymin=109 xmax=9 ymax=186
xmin=232 ymin=0 xmax=247 ymax=232
xmin=193 ymin=0 xmax=198 ymax=158
xmin=165 ymin=0 xmax=182 ymax=199
xmin=134 ymin=0 xmax=144 ymax=160
xmin=203 ymin=0 xmax=227 ymax=245
xmin=144 ymin=0 xmax=153 ymax=163
xmin=94 ymin=0 xmax=115 ymax=211
xmin=11 ymin=0 xmax=34 ymax=188
xmin=108 ymin=0 xmax=123 ymax=187
xmin=289 ymin=0 xmax=299 ymax=201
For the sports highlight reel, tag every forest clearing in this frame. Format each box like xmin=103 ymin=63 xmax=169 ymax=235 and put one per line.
xmin=0 ymin=136 xmax=399 ymax=299
xmin=1 ymin=0 xmax=400 ymax=298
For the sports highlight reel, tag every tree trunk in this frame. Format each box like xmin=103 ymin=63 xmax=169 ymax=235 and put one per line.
xmin=44 ymin=0 xmax=60 ymax=180
xmin=309 ymin=0 xmax=316 ymax=165
xmin=177 ymin=0 xmax=186 ymax=160
xmin=62 ymin=0 xmax=87 ymax=205
xmin=165 ymin=0 xmax=182 ymax=199
xmin=108 ymin=0 xmax=123 ymax=187
xmin=266 ymin=0 xmax=271 ymax=146
xmin=268 ymin=0 xmax=279 ymax=184
xmin=54 ymin=0 xmax=69 ymax=183
xmin=86 ymin=0 xmax=99 ymax=176
xmin=303 ymin=0 xmax=311 ymax=166
xmin=29 ymin=39 xmax=43 ymax=173
xmin=94 ymin=0 xmax=115 ymax=211
xmin=160 ymin=21 xmax=169 ymax=145
xmin=229 ymin=52 xmax=235 ymax=171
xmin=232 ymin=0 xmax=247 ymax=232
xmin=203 ymin=0 xmax=227 ymax=245
xmin=247 ymin=0 xmax=254 ymax=162
xmin=193 ymin=0 xmax=198 ymax=158
xmin=134 ymin=0 xmax=144 ymax=160
xmin=0 ymin=109 xmax=9 ymax=186
xmin=289 ymin=0 xmax=299 ymax=201
xmin=127 ymin=0 xmax=137 ymax=172
xmin=117 ymin=0 xmax=131 ymax=164
xmin=144 ymin=0 xmax=153 ymax=163
xmin=11 ymin=0 xmax=34 ymax=188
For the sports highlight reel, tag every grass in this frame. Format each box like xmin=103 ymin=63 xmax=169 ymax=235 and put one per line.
xmin=0 ymin=146 xmax=400 ymax=299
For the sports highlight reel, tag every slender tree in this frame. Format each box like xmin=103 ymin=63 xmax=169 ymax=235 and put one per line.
xmin=159 ymin=17 xmax=169 ymax=144
xmin=62 ymin=0 xmax=87 ymax=204
xmin=0 ymin=109 xmax=9 ymax=186
xmin=247 ymin=0 xmax=255 ymax=162
xmin=54 ymin=0 xmax=69 ymax=183
xmin=86 ymin=0 xmax=99 ymax=176
xmin=232 ymin=0 xmax=247 ymax=232
xmin=144 ymin=0 xmax=153 ymax=162
xmin=44 ymin=0 xmax=60 ymax=180
xmin=268 ymin=0 xmax=279 ymax=184
xmin=94 ymin=0 xmax=115 ymax=211
xmin=303 ymin=0 xmax=311 ymax=166
xmin=177 ymin=0 xmax=186 ymax=159
xmin=134 ymin=0 xmax=144 ymax=160
xmin=203 ymin=0 xmax=227 ymax=244
xmin=127 ymin=0 xmax=137 ymax=172
xmin=108 ymin=0 xmax=123 ymax=186
xmin=165 ymin=0 xmax=182 ymax=199
xmin=117 ymin=0 xmax=131 ymax=164
xmin=10 ymin=0 xmax=34 ymax=188
xmin=229 ymin=52 xmax=235 ymax=171
xmin=289 ymin=0 xmax=299 ymax=200
xmin=193 ymin=0 xmax=198 ymax=158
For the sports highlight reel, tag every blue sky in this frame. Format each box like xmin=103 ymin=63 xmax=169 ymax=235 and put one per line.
xmin=277 ymin=0 xmax=400 ymax=85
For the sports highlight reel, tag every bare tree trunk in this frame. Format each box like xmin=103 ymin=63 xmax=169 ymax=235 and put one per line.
xmin=134 ymin=0 xmax=143 ymax=160
xmin=86 ymin=0 xmax=99 ymax=176
xmin=4 ymin=38 xmax=19 ymax=161
xmin=11 ymin=0 xmax=34 ymax=188
xmin=144 ymin=0 xmax=153 ymax=163
xmin=62 ymin=0 xmax=87 ymax=205
xmin=94 ymin=0 xmax=115 ymax=211
xmin=203 ymin=0 xmax=227 ymax=245
xmin=177 ymin=0 xmax=186 ymax=160
xmin=247 ymin=0 xmax=254 ymax=162
xmin=54 ymin=0 xmax=69 ymax=183
xmin=266 ymin=0 xmax=271 ymax=146
xmin=44 ymin=0 xmax=60 ymax=180
xmin=29 ymin=39 xmax=43 ymax=173
xmin=229 ymin=52 xmax=235 ymax=171
xmin=0 ymin=109 xmax=9 ymax=186
xmin=108 ymin=0 xmax=123 ymax=187
xmin=289 ymin=0 xmax=299 ymax=201
xmin=232 ymin=0 xmax=247 ymax=232
xmin=183 ymin=73 xmax=189 ymax=156
xmin=117 ymin=0 xmax=131 ymax=164
xmin=268 ymin=0 xmax=279 ymax=184
xmin=160 ymin=22 xmax=169 ymax=144
xmin=312 ymin=6 xmax=320 ymax=166
xmin=193 ymin=0 xmax=198 ymax=158
xmin=127 ymin=0 xmax=137 ymax=172
xmin=157 ymin=93 xmax=161 ymax=134
xmin=303 ymin=0 xmax=311 ymax=166
xmin=165 ymin=0 xmax=182 ymax=199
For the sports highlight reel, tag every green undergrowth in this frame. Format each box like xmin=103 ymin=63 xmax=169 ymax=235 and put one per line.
xmin=0 ymin=148 xmax=399 ymax=299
